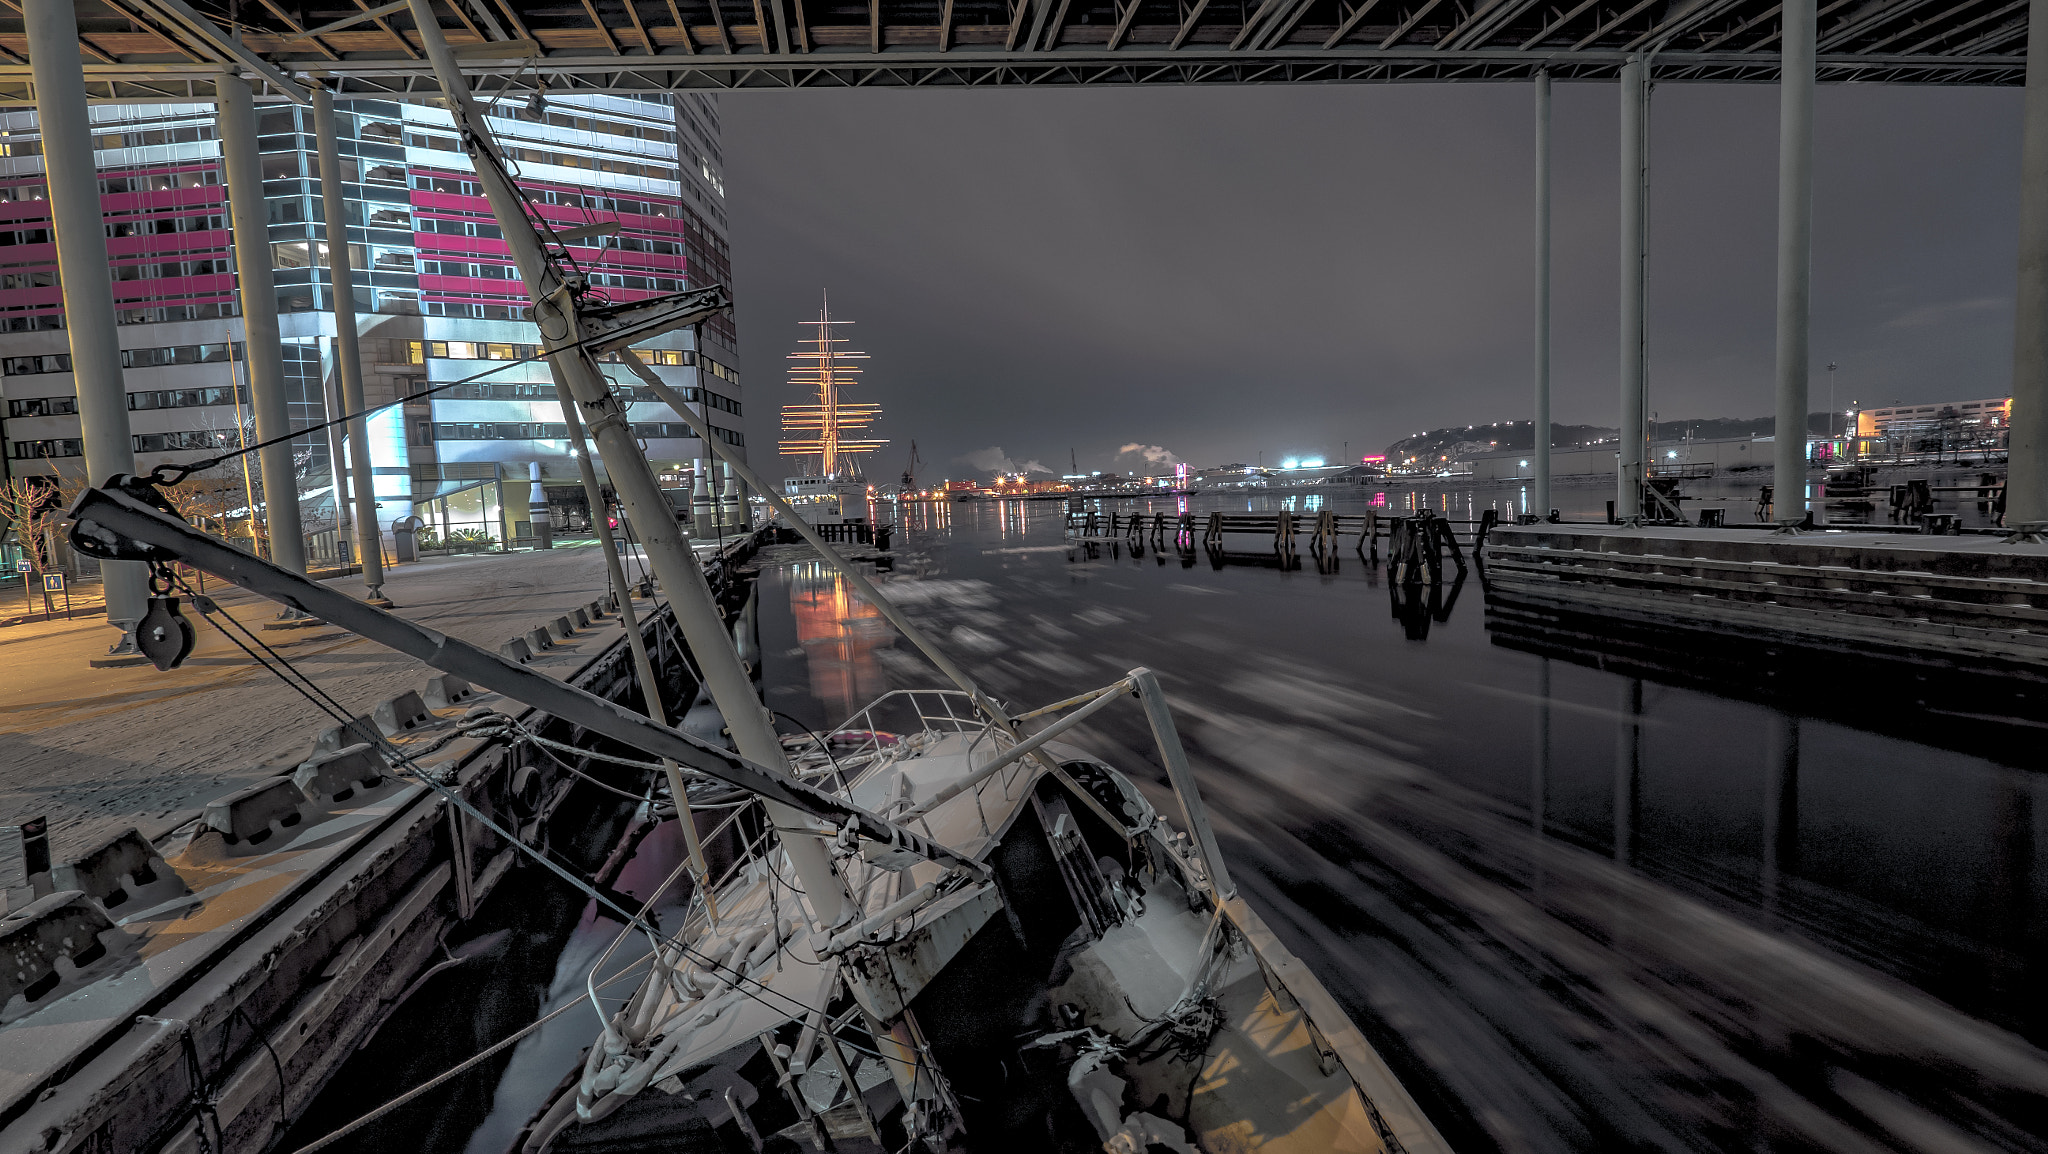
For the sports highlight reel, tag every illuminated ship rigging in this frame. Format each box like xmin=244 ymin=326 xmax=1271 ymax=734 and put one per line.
xmin=779 ymin=293 xmax=888 ymax=483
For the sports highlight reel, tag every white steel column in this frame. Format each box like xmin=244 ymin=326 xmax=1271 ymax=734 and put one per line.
xmin=1773 ymin=0 xmax=1817 ymax=529
xmin=219 ymin=73 xmax=307 ymax=577
xmin=1618 ymin=57 xmax=1649 ymax=522
xmin=1534 ymin=69 xmax=1553 ymax=521
xmin=2007 ymin=0 xmax=2048 ymax=529
xmin=311 ymin=85 xmax=389 ymax=602
xmin=27 ymin=0 xmax=148 ymax=648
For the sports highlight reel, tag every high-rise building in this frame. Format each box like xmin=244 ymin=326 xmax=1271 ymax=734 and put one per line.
xmin=0 ymin=90 xmax=739 ymax=561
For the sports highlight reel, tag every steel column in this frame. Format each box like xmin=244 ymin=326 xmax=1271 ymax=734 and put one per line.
xmin=219 ymin=73 xmax=307 ymax=577
xmin=311 ymin=85 xmax=388 ymax=601
xmin=2007 ymin=0 xmax=2048 ymax=529
xmin=1773 ymin=0 xmax=1817 ymax=529
xmin=27 ymin=0 xmax=147 ymax=646
xmin=1533 ymin=69 xmax=1553 ymax=521
xmin=1617 ymin=56 xmax=1648 ymax=522
xmin=401 ymin=0 xmax=851 ymax=928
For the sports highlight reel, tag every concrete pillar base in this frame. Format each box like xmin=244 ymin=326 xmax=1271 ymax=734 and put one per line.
xmin=2003 ymin=520 xmax=2048 ymax=544
xmin=1772 ymin=520 xmax=1807 ymax=535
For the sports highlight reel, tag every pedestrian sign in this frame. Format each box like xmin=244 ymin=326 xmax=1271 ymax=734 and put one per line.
xmin=13 ymin=560 xmax=27 ymax=575
xmin=42 ymin=573 xmax=62 ymax=593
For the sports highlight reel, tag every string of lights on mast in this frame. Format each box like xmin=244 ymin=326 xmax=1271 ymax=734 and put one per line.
xmin=779 ymin=293 xmax=888 ymax=478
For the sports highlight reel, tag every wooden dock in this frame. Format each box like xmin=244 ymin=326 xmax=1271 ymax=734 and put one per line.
xmin=1483 ymin=523 xmax=2048 ymax=678
xmin=1064 ymin=507 xmax=1494 ymax=578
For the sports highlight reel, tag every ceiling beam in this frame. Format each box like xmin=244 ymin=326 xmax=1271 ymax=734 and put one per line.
xmin=1378 ymin=0 xmax=1451 ymax=48
xmin=1570 ymin=0 xmax=1661 ymax=51
xmin=258 ymin=0 xmax=342 ymax=57
xmin=870 ymin=0 xmax=882 ymax=52
xmin=1692 ymin=2 xmax=1780 ymax=52
xmin=939 ymin=0 xmax=957 ymax=49
xmin=1322 ymin=0 xmax=1387 ymax=47
xmin=792 ymin=0 xmax=810 ymax=50
xmin=1043 ymin=0 xmax=1074 ymax=48
xmin=578 ymin=0 xmax=626 ymax=52
xmin=665 ymin=0 xmax=701 ymax=53
xmin=1517 ymin=0 xmax=1602 ymax=50
xmin=1170 ymin=0 xmax=1212 ymax=47
xmin=1889 ymin=0 xmax=2026 ymax=53
xmin=1255 ymin=0 xmax=1321 ymax=48
xmin=711 ymin=0 xmax=738 ymax=53
xmin=133 ymin=0 xmax=314 ymax=101
xmin=1229 ymin=0 xmax=1290 ymax=49
xmin=621 ymin=0 xmax=659 ymax=51
xmin=1107 ymin=0 xmax=1142 ymax=47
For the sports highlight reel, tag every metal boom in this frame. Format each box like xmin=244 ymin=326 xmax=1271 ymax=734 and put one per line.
xmin=66 ymin=481 xmax=986 ymax=877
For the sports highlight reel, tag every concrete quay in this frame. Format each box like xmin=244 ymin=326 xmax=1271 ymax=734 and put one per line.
xmin=0 ymin=536 xmax=752 ymax=1154
xmin=1481 ymin=523 xmax=2048 ymax=678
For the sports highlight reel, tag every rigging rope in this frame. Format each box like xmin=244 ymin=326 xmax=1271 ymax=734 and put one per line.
xmin=174 ymin=582 xmax=943 ymax=1073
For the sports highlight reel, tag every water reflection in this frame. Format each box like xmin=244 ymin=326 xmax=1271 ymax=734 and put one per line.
xmin=788 ymin=561 xmax=895 ymax=719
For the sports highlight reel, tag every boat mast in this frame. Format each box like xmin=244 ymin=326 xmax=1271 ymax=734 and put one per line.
xmin=780 ymin=295 xmax=884 ymax=482
xmin=401 ymin=0 xmax=852 ymax=927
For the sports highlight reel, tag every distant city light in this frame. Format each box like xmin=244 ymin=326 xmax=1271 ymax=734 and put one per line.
xmin=1301 ymin=458 xmax=1325 ymax=468
xmin=1281 ymin=458 xmax=1300 ymax=469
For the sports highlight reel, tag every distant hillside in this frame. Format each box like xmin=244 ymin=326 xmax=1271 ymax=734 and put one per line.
xmin=1384 ymin=413 xmax=1836 ymax=466
xmin=1385 ymin=420 xmax=1616 ymax=468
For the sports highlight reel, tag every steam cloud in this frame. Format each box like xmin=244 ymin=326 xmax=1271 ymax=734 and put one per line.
xmin=1117 ymin=443 xmax=1182 ymax=468
xmin=963 ymin=447 xmax=1053 ymax=475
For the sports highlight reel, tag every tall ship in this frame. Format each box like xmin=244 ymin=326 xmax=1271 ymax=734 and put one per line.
xmin=780 ymin=296 xmax=889 ymax=518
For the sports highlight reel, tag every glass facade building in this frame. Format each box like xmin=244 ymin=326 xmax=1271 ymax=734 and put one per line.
xmin=0 ymin=90 xmax=738 ymax=557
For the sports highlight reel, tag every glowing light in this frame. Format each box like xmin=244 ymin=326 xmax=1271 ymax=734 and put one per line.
xmin=1281 ymin=458 xmax=1300 ymax=469
xmin=1302 ymin=458 xmax=1325 ymax=468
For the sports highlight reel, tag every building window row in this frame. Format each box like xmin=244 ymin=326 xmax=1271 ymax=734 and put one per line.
xmin=10 ymin=438 xmax=80 ymax=459
xmin=1 ymin=341 xmax=245 ymax=377
xmin=432 ymin=421 xmax=736 ymax=443
xmin=408 ymin=341 xmax=700 ymax=370
xmin=132 ymin=429 xmax=240 ymax=453
xmin=6 ymin=383 xmax=246 ymax=420
xmin=113 ymin=259 xmax=232 ymax=280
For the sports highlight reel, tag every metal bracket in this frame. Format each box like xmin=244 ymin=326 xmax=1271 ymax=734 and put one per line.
xmin=576 ymin=285 xmax=733 ymax=358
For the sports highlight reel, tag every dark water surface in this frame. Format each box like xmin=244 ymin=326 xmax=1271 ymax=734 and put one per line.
xmin=756 ymin=492 xmax=2048 ymax=1153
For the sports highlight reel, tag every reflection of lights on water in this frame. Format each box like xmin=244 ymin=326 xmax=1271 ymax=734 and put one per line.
xmin=789 ymin=562 xmax=894 ymax=719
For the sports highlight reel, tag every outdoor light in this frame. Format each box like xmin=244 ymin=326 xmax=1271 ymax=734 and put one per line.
xmin=1302 ymin=458 xmax=1324 ymax=468
xmin=1281 ymin=458 xmax=1300 ymax=469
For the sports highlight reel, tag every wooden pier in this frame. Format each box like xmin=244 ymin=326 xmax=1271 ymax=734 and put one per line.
xmin=1065 ymin=507 xmax=1492 ymax=580
xmin=1483 ymin=523 xmax=2048 ymax=679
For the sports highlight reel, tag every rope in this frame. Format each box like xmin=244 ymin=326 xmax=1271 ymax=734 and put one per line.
xmin=175 ymin=584 xmax=942 ymax=1063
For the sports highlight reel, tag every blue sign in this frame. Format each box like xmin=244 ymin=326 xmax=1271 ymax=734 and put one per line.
xmin=42 ymin=573 xmax=63 ymax=593
xmin=13 ymin=560 xmax=27 ymax=575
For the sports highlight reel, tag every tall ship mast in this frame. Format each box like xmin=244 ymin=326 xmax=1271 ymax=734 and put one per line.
xmin=780 ymin=294 xmax=888 ymax=485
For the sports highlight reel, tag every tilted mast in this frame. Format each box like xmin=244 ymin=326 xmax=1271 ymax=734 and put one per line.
xmin=399 ymin=0 xmax=854 ymax=926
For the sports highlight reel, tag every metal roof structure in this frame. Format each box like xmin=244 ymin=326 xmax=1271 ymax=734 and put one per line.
xmin=0 ymin=0 xmax=2028 ymax=102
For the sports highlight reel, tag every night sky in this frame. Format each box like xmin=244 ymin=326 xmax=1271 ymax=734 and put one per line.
xmin=722 ymin=81 xmax=2020 ymax=480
